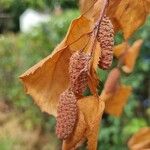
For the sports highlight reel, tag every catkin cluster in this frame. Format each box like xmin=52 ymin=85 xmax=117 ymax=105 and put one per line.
xmin=56 ymin=51 xmax=91 ymax=140
xmin=97 ymin=15 xmax=114 ymax=70
xmin=69 ymin=51 xmax=91 ymax=96
xmin=56 ymin=89 xmax=78 ymax=139
xmin=56 ymin=15 xmax=114 ymax=140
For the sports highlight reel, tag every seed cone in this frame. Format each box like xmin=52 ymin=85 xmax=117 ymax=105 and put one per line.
xmin=97 ymin=15 xmax=114 ymax=70
xmin=56 ymin=89 xmax=78 ymax=140
xmin=69 ymin=51 xmax=91 ymax=96
xmin=104 ymin=68 xmax=121 ymax=94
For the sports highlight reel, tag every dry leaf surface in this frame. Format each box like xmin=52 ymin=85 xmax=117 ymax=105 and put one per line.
xmin=20 ymin=47 xmax=71 ymax=116
xmin=80 ymin=0 xmax=104 ymax=21
xmin=104 ymin=85 xmax=132 ymax=117
xmin=128 ymin=127 xmax=150 ymax=150
xmin=113 ymin=42 xmax=129 ymax=58
xmin=122 ymin=39 xmax=143 ymax=73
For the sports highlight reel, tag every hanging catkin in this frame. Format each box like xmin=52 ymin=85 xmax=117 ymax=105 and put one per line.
xmin=97 ymin=15 xmax=114 ymax=70
xmin=56 ymin=89 xmax=77 ymax=139
xmin=69 ymin=51 xmax=91 ymax=96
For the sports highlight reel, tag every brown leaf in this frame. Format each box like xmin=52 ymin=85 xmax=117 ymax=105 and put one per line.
xmin=113 ymin=42 xmax=129 ymax=58
xmin=107 ymin=0 xmax=150 ymax=39
xmin=20 ymin=46 xmax=70 ymax=116
xmin=80 ymin=0 xmax=96 ymax=19
xmin=104 ymin=85 xmax=132 ymax=117
xmin=103 ymin=68 xmax=121 ymax=94
xmin=128 ymin=127 xmax=150 ymax=150
xmin=63 ymin=96 xmax=105 ymax=150
xmin=66 ymin=16 xmax=94 ymax=52
xmin=145 ymin=0 xmax=150 ymax=13
xmin=80 ymin=0 xmax=104 ymax=21
xmin=122 ymin=39 xmax=143 ymax=73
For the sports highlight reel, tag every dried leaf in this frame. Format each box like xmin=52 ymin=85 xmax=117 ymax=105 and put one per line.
xmin=63 ymin=96 xmax=105 ymax=150
xmin=145 ymin=0 xmax=150 ymax=13
xmin=80 ymin=0 xmax=103 ymax=21
xmin=20 ymin=46 xmax=71 ymax=116
xmin=106 ymin=0 xmax=122 ymax=32
xmin=103 ymin=68 xmax=121 ymax=94
xmin=104 ymin=85 xmax=132 ymax=117
xmin=128 ymin=127 xmax=150 ymax=150
xmin=80 ymin=0 xmax=96 ymax=19
xmin=107 ymin=0 xmax=150 ymax=39
xmin=113 ymin=42 xmax=129 ymax=58
xmin=66 ymin=16 xmax=94 ymax=52
xmin=122 ymin=39 xmax=143 ymax=73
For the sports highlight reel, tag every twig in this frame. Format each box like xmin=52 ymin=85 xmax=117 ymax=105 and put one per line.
xmin=84 ymin=0 xmax=109 ymax=99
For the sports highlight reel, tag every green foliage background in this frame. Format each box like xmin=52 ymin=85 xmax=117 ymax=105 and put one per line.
xmin=0 ymin=0 xmax=77 ymax=32
xmin=0 ymin=7 xmax=150 ymax=150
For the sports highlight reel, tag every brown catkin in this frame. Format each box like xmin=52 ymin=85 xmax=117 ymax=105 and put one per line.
xmin=104 ymin=68 xmax=121 ymax=94
xmin=97 ymin=15 xmax=114 ymax=70
xmin=56 ymin=89 xmax=77 ymax=140
xmin=69 ymin=51 xmax=91 ymax=96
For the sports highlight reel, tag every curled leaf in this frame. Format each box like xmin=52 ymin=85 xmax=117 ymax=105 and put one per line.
xmin=113 ymin=42 xmax=129 ymax=58
xmin=103 ymin=67 xmax=121 ymax=94
xmin=66 ymin=16 xmax=94 ymax=52
xmin=128 ymin=127 xmax=150 ymax=150
xmin=80 ymin=0 xmax=104 ymax=21
xmin=80 ymin=0 xmax=97 ymax=20
xmin=122 ymin=39 xmax=143 ymax=73
xmin=104 ymin=85 xmax=132 ymax=117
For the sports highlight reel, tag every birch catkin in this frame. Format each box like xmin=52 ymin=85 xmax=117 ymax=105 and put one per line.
xmin=69 ymin=51 xmax=91 ymax=96
xmin=56 ymin=89 xmax=78 ymax=139
xmin=97 ymin=15 xmax=114 ymax=70
xmin=56 ymin=51 xmax=91 ymax=139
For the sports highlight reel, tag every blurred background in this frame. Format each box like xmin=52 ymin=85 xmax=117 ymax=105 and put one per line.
xmin=0 ymin=0 xmax=149 ymax=149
